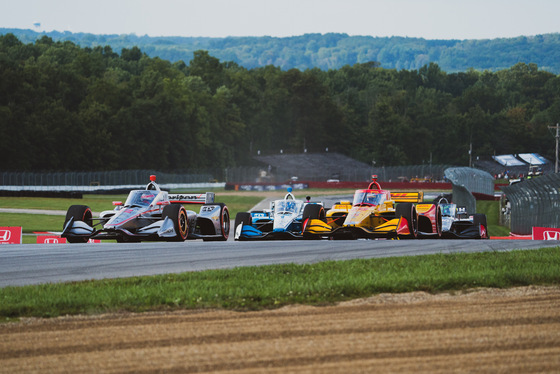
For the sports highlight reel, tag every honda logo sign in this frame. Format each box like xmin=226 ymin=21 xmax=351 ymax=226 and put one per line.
xmin=0 ymin=227 xmax=22 ymax=244
xmin=36 ymin=236 xmax=67 ymax=244
xmin=532 ymin=227 xmax=560 ymax=240
xmin=0 ymin=230 xmax=11 ymax=241
xmin=544 ymin=231 xmax=560 ymax=241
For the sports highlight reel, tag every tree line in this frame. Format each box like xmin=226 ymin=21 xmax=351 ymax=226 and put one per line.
xmin=4 ymin=28 xmax=560 ymax=74
xmin=1 ymin=33 xmax=559 ymax=172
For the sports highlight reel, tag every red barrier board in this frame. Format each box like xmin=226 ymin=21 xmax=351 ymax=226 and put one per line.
xmin=0 ymin=227 xmax=22 ymax=244
xmin=36 ymin=236 xmax=67 ymax=244
xmin=532 ymin=227 xmax=560 ymax=240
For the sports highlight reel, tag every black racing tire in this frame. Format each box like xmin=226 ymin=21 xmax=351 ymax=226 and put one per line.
xmin=302 ymin=204 xmax=326 ymax=221
xmin=302 ymin=204 xmax=326 ymax=240
xmin=64 ymin=205 xmax=93 ymax=243
xmin=204 ymin=203 xmax=230 ymax=241
xmin=472 ymin=213 xmax=489 ymax=239
xmin=163 ymin=204 xmax=188 ymax=241
xmin=435 ymin=204 xmax=443 ymax=238
xmin=329 ymin=212 xmax=347 ymax=228
xmin=234 ymin=212 xmax=252 ymax=229
xmin=396 ymin=203 xmax=418 ymax=239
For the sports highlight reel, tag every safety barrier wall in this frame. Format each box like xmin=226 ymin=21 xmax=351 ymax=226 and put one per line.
xmin=444 ymin=167 xmax=495 ymax=196
xmin=451 ymin=184 xmax=477 ymax=216
xmin=442 ymin=167 xmax=495 ymax=214
xmin=501 ymin=173 xmax=560 ymax=235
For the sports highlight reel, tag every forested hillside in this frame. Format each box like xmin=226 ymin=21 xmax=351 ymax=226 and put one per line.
xmin=1 ymin=33 xmax=559 ymax=172
xmin=3 ymin=28 xmax=560 ymax=74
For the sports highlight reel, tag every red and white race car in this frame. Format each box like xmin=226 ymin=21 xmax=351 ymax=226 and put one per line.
xmin=61 ymin=175 xmax=230 ymax=243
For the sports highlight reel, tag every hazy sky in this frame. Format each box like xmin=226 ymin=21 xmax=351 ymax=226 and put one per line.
xmin=2 ymin=0 xmax=560 ymax=40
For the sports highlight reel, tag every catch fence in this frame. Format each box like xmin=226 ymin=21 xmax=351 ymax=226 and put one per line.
xmin=1 ymin=165 xmax=455 ymax=188
xmin=501 ymin=173 xmax=560 ymax=235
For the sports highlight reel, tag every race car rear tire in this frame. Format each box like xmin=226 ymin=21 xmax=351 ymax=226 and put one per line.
xmin=436 ymin=204 xmax=443 ymax=238
xmin=396 ymin=203 xmax=418 ymax=239
xmin=427 ymin=203 xmax=443 ymax=238
xmin=64 ymin=205 xmax=93 ymax=243
xmin=472 ymin=213 xmax=489 ymax=239
xmin=163 ymin=204 xmax=188 ymax=241
xmin=203 ymin=203 xmax=230 ymax=241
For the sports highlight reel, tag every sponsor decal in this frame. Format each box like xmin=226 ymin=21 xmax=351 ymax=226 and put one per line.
xmin=37 ymin=236 xmax=67 ymax=244
xmin=169 ymin=194 xmax=206 ymax=202
xmin=532 ymin=227 xmax=560 ymax=240
xmin=0 ymin=227 xmax=22 ymax=244
xmin=201 ymin=205 xmax=217 ymax=212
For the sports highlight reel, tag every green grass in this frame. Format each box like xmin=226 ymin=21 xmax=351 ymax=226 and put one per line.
xmin=1 ymin=247 xmax=558 ymax=320
xmin=476 ymin=200 xmax=511 ymax=237
xmin=0 ymin=193 xmax=263 ymax=217
xmin=0 ymin=213 xmax=66 ymax=233
xmin=0 ymin=195 xmax=128 ymax=212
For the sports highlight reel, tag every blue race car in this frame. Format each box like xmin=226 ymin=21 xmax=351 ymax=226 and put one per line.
xmin=233 ymin=188 xmax=323 ymax=240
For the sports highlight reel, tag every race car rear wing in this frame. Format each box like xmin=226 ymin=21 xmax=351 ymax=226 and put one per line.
xmin=390 ymin=192 xmax=424 ymax=203
xmin=168 ymin=192 xmax=215 ymax=204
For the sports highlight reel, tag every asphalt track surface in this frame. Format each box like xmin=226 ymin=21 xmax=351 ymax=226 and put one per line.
xmin=1 ymin=239 xmax=559 ymax=288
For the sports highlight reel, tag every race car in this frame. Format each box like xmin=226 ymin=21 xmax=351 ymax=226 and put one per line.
xmin=234 ymin=187 xmax=322 ymax=240
xmin=61 ymin=175 xmax=230 ymax=243
xmin=302 ymin=176 xmax=442 ymax=240
xmin=439 ymin=200 xmax=489 ymax=239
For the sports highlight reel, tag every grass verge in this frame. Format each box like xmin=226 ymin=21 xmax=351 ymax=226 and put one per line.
xmin=1 ymin=247 xmax=558 ymax=320
xmin=477 ymin=200 xmax=510 ymax=237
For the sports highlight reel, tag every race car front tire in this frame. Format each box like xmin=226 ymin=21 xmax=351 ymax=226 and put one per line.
xmin=203 ymin=203 xmax=230 ymax=241
xmin=163 ymin=204 xmax=188 ymax=241
xmin=234 ymin=212 xmax=252 ymax=229
xmin=64 ymin=205 xmax=93 ymax=243
xmin=396 ymin=203 xmax=418 ymax=239
xmin=302 ymin=204 xmax=326 ymax=239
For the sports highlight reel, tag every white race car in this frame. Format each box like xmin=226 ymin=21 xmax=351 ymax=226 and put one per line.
xmin=440 ymin=200 xmax=488 ymax=239
xmin=61 ymin=175 xmax=230 ymax=243
xmin=234 ymin=188 xmax=322 ymax=240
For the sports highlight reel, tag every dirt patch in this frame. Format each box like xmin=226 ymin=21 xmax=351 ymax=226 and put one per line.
xmin=1 ymin=286 xmax=559 ymax=373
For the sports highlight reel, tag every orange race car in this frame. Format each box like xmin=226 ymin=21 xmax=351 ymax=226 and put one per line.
xmin=302 ymin=176 xmax=442 ymax=240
